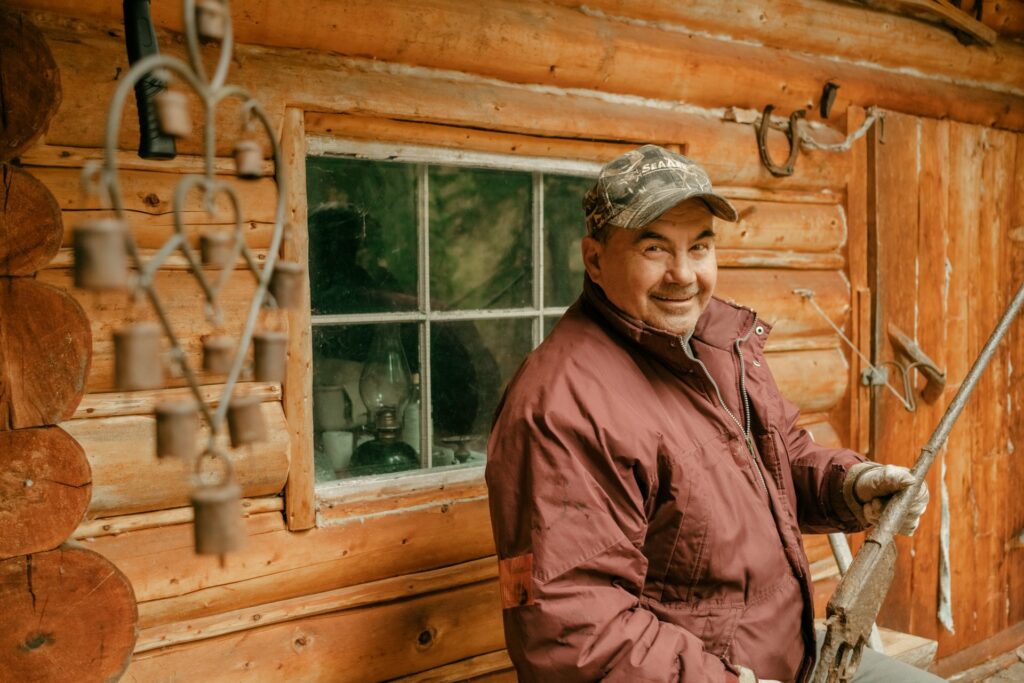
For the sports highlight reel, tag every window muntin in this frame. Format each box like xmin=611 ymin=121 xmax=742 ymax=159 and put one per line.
xmin=306 ymin=141 xmax=598 ymax=486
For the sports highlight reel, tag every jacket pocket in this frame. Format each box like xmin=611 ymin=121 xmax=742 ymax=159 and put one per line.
xmin=642 ymin=596 xmax=743 ymax=658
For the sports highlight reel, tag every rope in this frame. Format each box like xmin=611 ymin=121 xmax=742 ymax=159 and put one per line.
xmin=796 ymin=106 xmax=884 ymax=153
xmin=793 ymin=288 xmax=913 ymax=411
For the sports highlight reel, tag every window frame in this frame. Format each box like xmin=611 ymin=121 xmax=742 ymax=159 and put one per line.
xmin=305 ymin=135 xmax=601 ymax=506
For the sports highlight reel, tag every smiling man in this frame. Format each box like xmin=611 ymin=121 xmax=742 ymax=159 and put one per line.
xmin=485 ymin=145 xmax=934 ymax=683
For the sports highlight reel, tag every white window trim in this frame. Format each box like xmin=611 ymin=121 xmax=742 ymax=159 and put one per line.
xmin=307 ymin=136 xmax=599 ymax=507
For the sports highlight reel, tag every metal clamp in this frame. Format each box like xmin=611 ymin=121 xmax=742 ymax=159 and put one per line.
xmin=757 ymin=105 xmax=805 ymax=177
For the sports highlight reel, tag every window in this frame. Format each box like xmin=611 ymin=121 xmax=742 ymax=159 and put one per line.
xmin=305 ymin=139 xmax=598 ymax=486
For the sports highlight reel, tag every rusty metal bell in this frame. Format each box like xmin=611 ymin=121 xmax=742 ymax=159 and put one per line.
xmin=114 ymin=322 xmax=164 ymax=391
xmin=195 ymin=0 xmax=227 ymax=42
xmin=269 ymin=260 xmax=304 ymax=309
xmin=233 ymin=139 xmax=263 ymax=180
xmin=192 ymin=479 xmax=245 ymax=555
xmin=203 ymin=335 xmax=235 ymax=374
xmin=227 ymin=394 xmax=267 ymax=447
xmin=200 ymin=231 xmax=235 ymax=269
xmin=154 ymin=401 xmax=199 ymax=458
xmin=253 ymin=330 xmax=288 ymax=383
xmin=155 ymin=89 xmax=192 ymax=138
xmin=73 ymin=218 xmax=130 ymax=290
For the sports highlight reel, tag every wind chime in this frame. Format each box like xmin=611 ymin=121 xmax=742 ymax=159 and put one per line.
xmin=72 ymin=0 xmax=300 ymax=561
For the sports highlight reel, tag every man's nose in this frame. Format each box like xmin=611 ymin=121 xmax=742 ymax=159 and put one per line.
xmin=665 ymin=254 xmax=697 ymax=285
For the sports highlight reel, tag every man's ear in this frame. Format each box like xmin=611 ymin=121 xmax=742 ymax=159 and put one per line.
xmin=581 ymin=236 xmax=604 ymax=283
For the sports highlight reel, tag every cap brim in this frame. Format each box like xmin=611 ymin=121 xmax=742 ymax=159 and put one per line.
xmin=609 ymin=188 xmax=739 ymax=229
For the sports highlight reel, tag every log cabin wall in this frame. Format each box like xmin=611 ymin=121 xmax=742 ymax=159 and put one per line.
xmin=2 ymin=0 xmax=1023 ymax=679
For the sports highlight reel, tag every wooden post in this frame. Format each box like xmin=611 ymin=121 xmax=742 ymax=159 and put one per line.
xmin=281 ymin=107 xmax=315 ymax=530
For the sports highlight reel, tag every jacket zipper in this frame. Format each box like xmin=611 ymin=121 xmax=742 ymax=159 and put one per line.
xmin=680 ymin=325 xmax=770 ymax=497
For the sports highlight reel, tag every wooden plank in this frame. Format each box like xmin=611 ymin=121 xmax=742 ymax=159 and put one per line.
xmin=389 ymin=650 xmax=514 ymax=683
xmin=932 ymin=621 xmax=1024 ymax=679
xmin=36 ymin=268 xmax=265 ymax=394
xmin=124 ymin=579 xmax=505 ymax=682
xmin=27 ymin=12 xmax=849 ymax=191
xmin=16 ymin=0 xmax=1024 ymax=131
xmin=63 ymin=401 xmax=290 ymax=517
xmin=844 ymin=107 xmax=870 ymax=455
xmin=71 ymin=381 xmax=281 ymax=420
xmin=907 ymin=116 xmax=950 ymax=643
xmin=1007 ymin=132 xmax=1024 ymax=631
xmin=87 ymin=497 xmax=495 ymax=628
xmin=73 ymin=496 xmax=282 ymax=539
xmin=281 ymin=107 xmax=316 ymax=532
xmin=135 ymin=557 xmax=497 ymax=652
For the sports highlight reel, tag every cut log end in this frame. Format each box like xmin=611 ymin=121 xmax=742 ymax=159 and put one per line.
xmin=0 ymin=10 xmax=62 ymax=163
xmin=0 ymin=165 xmax=63 ymax=275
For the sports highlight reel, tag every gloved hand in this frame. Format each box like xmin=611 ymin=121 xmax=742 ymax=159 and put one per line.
xmin=842 ymin=463 xmax=929 ymax=535
xmin=737 ymin=666 xmax=782 ymax=683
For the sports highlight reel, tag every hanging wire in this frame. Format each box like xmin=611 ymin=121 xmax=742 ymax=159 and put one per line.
xmin=793 ymin=288 xmax=914 ymax=411
xmin=795 ymin=106 xmax=884 ymax=153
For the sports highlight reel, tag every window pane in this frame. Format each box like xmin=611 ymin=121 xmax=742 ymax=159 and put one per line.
xmin=306 ymin=157 xmax=418 ymax=315
xmin=543 ymin=174 xmax=592 ymax=307
xmin=429 ymin=167 xmax=532 ymax=310
xmin=312 ymin=322 xmax=423 ymax=481
xmin=430 ymin=318 xmax=533 ymax=467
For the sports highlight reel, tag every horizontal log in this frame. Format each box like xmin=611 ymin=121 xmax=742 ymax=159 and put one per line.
xmin=717 ymin=268 xmax=850 ymax=343
xmin=0 ymin=277 xmax=91 ymax=429
xmin=136 ymin=556 xmax=497 ymax=652
xmin=25 ymin=165 xmax=276 ymax=250
xmin=0 ymin=426 xmax=91 ymax=559
xmin=85 ymin=497 xmax=494 ymax=628
xmin=18 ymin=0 xmax=1024 ymax=130
xmin=126 ymin=579 xmax=504 ymax=682
xmin=0 ymin=9 xmax=60 ymax=162
xmin=0 ymin=164 xmax=62 ymax=275
xmin=29 ymin=13 xmax=849 ymax=190
xmin=36 ymin=268 xmax=272 ymax=394
xmin=73 ymin=496 xmax=283 ymax=539
xmin=717 ymin=250 xmax=844 ymax=270
xmin=720 ymin=200 xmax=846 ymax=253
xmin=767 ymin=348 xmax=849 ymax=414
xmin=542 ymin=0 xmax=1024 ymax=96
xmin=71 ymin=381 xmax=281 ymax=420
xmin=797 ymin=413 xmax=845 ymax=449
xmin=46 ymin=246 xmax=270 ymax=270
xmin=63 ymin=401 xmax=290 ymax=517
xmin=0 ymin=544 xmax=137 ymax=683
xmin=390 ymin=650 xmax=514 ymax=683
xmin=20 ymin=142 xmax=274 ymax=177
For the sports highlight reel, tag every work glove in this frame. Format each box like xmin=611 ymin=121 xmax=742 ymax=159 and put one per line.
xmin=737 ymin=666 xmax=782 ymax=683
xmin=842 ymin=463 xmax=929 ymax=535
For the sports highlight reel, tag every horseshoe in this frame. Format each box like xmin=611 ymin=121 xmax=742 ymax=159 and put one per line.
xmin=757 ymin=105 xmax=805 ymax=177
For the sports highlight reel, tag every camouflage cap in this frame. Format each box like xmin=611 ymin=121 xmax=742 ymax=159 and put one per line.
xmin=583 ymin=144 xmax=738 ymax=236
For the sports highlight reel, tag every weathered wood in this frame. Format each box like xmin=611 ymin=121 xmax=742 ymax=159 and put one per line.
xmin=73 ymin=495 xmax=282 ymax=539
xmin=767 ymin=348 xmax=849 ymax=414
xmin=37 ymin=268 xmax=262 ymax=394
xmin=87 ymin=498 xmax=494 ymax=628
xmin=71 ymin=381 xmax=280 ymax=420
xmin=46 ymin=246 xmax=269 ymax=270
xmin=125 ymin=579 xmax=503 ymax=682
xmin=0 ymin=165 xmax=63 ymax=275
xmin=716 ymin=250 xmax=844 ymax=271
xmin=542 ymin=0 xmax=1024 ymax=97
xmin=0 ymin=544 xmax=137 ymax=682
xmin=0 ymin=10 xmax=61 ymax=162
xmin=390 ymin=650 xmax=514 ymax=683
xmin=0 ymin=426 xmax=90 ymax=559
xmin=17 ymin=0 xmax=1024 ymax=131
xmin=136 ymin=556 xmax=497 ymax=652
xmin=281 ymin=106 xmax=316 ymax=532
xmin=62 ymin=401 xmax=289 ymax=517
xmin=717 ymin=268 xmax=850 ymax=343
xmin=27 ymin=12 xmax=849 ymax=191
xmin=931 ymin=621 xmax=1024 ymax=680
xmin=1007 ymin=132 xmax=1024 ymax=633
xmin=20 ymin=142 xmax=273 ymax=177
xmin=0 ymin=277 xmax=91 ymax=429
xmin=853 ymin=0 xmax=997 ymax=45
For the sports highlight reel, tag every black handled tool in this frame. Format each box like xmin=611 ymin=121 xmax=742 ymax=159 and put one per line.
xmin=123 ymin=0 xmax=176 ymax=159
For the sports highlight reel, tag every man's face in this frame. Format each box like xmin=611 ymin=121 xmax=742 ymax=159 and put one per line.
xmin=582 ymin=199 xmax=718 ymax=337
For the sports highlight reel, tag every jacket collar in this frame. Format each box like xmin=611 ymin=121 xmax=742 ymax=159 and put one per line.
xmin=581 ymin=276 xmax=768 ymax=370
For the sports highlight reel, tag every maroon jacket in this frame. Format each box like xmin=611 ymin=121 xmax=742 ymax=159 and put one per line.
xmin=485 ymin=279 xmax=868 ymax=682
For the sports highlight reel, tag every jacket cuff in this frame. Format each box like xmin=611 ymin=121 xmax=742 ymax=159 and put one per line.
xmin=841 ymin=462 xmax=883 ymax=528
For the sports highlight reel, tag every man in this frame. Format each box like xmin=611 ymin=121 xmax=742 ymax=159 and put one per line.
xmin=485 ymin=145 xmax=935 ymax=682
